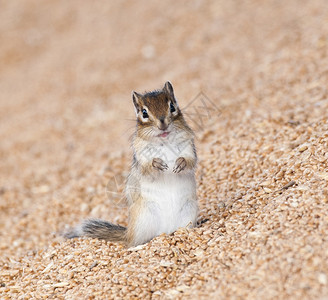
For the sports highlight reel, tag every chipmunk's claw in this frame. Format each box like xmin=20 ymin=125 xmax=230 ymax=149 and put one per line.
xmin=173 ymin=157 xmax=186 ymax=173
xmin=152 ymin=158 xmax=168 ymax=171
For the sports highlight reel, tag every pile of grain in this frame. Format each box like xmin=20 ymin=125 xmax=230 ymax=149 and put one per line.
xmin=1 ymin=0 xmax=327 ymax=299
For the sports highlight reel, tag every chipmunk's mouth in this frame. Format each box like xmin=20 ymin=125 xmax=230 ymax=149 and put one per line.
xmin=158 ymin=131 xmax=170 ymax=138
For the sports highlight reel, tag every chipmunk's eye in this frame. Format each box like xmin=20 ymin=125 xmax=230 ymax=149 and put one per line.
xmin=170 ymin=102 xmax=176 ymax=113
xmin=142 ymin=109 xmax=148 ymax=118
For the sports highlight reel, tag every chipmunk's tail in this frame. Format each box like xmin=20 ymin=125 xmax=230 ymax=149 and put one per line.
xmin=64 ymin=219 xmax=126 ymax=243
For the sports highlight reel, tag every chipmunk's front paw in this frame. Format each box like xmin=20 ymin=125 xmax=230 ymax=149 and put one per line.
xmin=173 ymin=157 xmax=187 ymax=173
xmin=152 ymin=158 xmax=168 ymax=171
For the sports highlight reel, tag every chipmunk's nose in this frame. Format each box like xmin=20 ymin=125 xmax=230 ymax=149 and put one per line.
xmin=158 ymin=116 xmax=168 ymax=130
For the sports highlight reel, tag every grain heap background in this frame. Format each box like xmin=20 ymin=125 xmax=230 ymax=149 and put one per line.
xmin=1 ymin=0 xmax=328 ymax=299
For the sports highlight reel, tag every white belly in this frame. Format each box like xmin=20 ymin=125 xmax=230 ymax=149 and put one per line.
xmin=133 ymin=171 xmax=197 ymax=245
xmin=131 ymin=132 xmax=198 ymax=245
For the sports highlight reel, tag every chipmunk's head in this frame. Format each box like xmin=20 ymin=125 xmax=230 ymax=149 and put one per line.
xmin=132 ymin=81 xmax=183 ymax=138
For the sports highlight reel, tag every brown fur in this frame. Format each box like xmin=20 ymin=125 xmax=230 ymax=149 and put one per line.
xmin=126 ymin=192 xmax=144 ymax=246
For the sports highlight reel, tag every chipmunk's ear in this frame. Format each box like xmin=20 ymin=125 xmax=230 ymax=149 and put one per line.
xmin=163 ymin=81 xmax=174 ymax=97
xmin=163 ymin=81 xmax=178 ymax=104
xmin=163 ymin=81 xmax=178 ymax=105
xmin=132 ymin=91 xmax=142 ymax=115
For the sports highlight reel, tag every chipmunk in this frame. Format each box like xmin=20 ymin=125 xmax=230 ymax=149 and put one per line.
xmin=65 ymin=82 xmax=198 ymax=247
